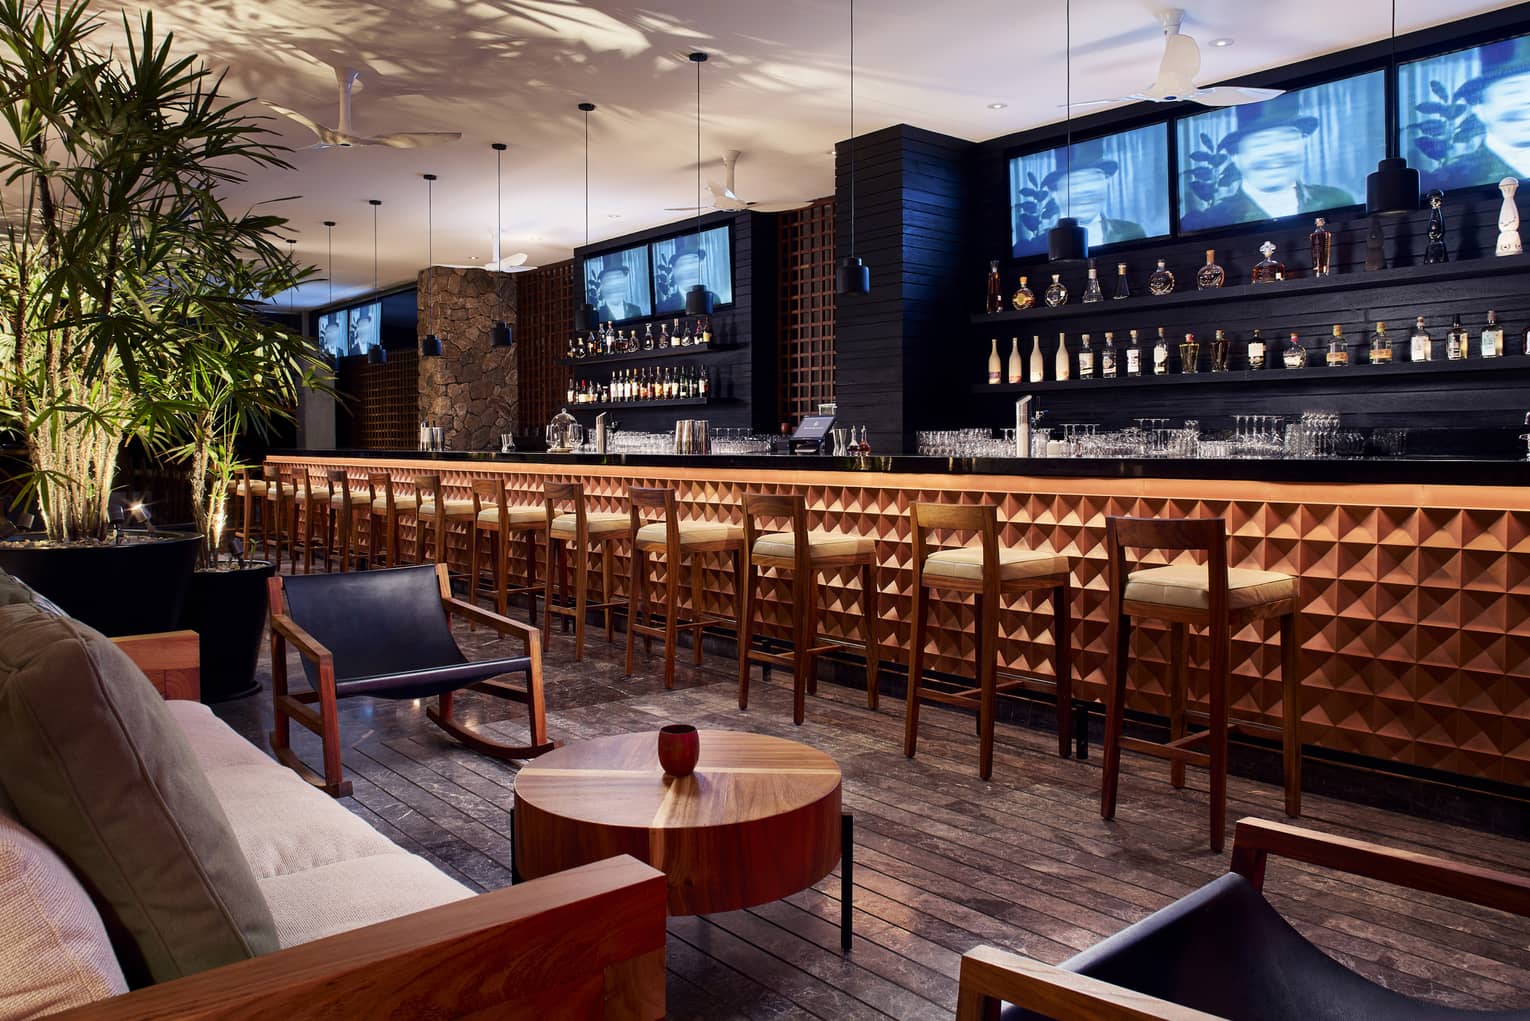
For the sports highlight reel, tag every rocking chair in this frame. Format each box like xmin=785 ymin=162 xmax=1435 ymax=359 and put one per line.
xmin=267 ymin=562 xmax=556 ymax=797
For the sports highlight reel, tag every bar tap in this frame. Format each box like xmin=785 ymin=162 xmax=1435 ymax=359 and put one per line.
xmin=1016 ymin=396 xmax=1033 ymax=458
xmin=595 ymin=412 xmax=610 ymax=454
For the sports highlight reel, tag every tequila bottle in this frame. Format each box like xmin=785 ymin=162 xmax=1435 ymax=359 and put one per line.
xmin=1113 ymin=262 xmax=1131 ymax=300
xmin=1126 ymin=329 xmax=1143 ymax=377
xmin=1102 ymin=332 xmax=1117 ymax=378
xmin=1410 ymin=317 xmax=1432 ymax=362
xmin=1251 ymin=241 xmax=1285 ymax=284
xmin=1044 ymin=273 xmax=1069 ymax=308
xmin=1326 ymin=324 xmax=1349 ymax=367
xmin=1078 ymin=333 xmax=1096 ymax=379
xmin=1011 ymin=275 xmax=1035 ymax=311
xmin=1211 ymin=329 xmax=1230 ymax=372
xmin=1007 ymin=337 xmax=1023 ymax=384
xmin=1481 ymin=310 xmax=1504 ymax=358
xmin=1195 ymin=249 xmax=1225 ymax=290
xmin=988 ymin=339 xmax=1002 ymax=384
xmin=1283 ymin=332 xmax=1306 ymax=369
xmin=1446 ymin=314 xmax=1467 ymax=360
xmin=1082 ymin=265 xmax=1104 ymax=303
xmin=1247 ymin=328 xmax=1266 ymax=370
xmin=1179 ymin=332 xmax=1200 ymax=374
xmin=1369 ymin=322 xmax=1392 ymax=365
xmin=1054 ymin=333 xmax=1071 ymax=381
xmin=1029 ymin=335 xmax=1045 ymax=383
xmin=986 ymin=260 xmax=1003 ymax=314
xmin=1153 ymin=328 xmax=1170 ymax=375
xmin=1148 ymin=259 xmax=1175 ymax=296
xmin=1309 ymin=217 xmax=1333 ymax=277
xmin=643 ymin=323 xmax=655 ymax=350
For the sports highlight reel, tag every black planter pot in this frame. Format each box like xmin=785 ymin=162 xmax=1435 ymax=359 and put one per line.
xmin=182 ymin=560 xmax=277 ymax=703
xmin=0 ymin=530 xmax=201 ymax=638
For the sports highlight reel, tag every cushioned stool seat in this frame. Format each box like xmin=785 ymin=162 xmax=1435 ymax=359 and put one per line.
xmin=635 ymin=521 xmax=744 ymax=549
xmin=752 ymin=530 xmax=875 ymax=560
xmin=476 ymin=505 xmax=546 ymax=527
xmin=1125 ymin=564 xmax=1296 ymax=611
xmin=551 ymin=511 xmax=631 ymax=539
xmin=232 ymin=480 xmax=268 ymax=497
xmin=372 ymin=494 xmax=418 ymax=513
xmin=417 ymin=499 xmax=475 ymax=519
xmin=923 ymin=546 xmax=1068 ymax=584
xmin=328 ymin=491 xmax=369 ymax=509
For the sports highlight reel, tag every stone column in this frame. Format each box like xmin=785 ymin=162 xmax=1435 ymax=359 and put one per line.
xmin=417 ymin=267 xmax=518 ymax=451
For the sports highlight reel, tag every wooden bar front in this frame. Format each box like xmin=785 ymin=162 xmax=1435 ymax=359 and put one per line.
xmin=268 ymin=452 xmax=1530 ymax=787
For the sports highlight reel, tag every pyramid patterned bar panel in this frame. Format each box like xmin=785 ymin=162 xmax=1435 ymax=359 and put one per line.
xmin=268 ymin=455 xmax=1530 ymax=786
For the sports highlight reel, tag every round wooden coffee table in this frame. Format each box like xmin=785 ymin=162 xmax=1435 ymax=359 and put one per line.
xmin=512 ymin=730 xmax=849 ymax=942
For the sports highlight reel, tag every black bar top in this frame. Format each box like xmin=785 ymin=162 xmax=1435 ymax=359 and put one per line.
xmin=271 ymin=449 xmax=1530 ymax=488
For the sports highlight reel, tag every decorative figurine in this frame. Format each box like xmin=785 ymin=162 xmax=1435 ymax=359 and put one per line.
xmin=1497 ymin=178 xmax=1522 ymax=257
xmin=1365 ymin=217 xmax=1387 ymax=271
xmin=1423 ymin=190 xmax=1449 ymax=265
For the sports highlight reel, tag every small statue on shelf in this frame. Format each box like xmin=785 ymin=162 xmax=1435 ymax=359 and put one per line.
xmin=1423 ymin=190 xmax=1449 ymax=265
xmin=1497 ymin=177 xmax=1522 ymax=257
xmin=1365 ymin=217 xmax=1387 ymax=271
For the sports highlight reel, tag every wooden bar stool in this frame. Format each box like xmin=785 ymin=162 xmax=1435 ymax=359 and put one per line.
xmin=413 ymin=474 xmax=475 ymax=577
xmin=325 ymin=470 xmax=372 ymax=572
xmin=294 ymin=471 xmax=332 ymax=574
xmin=468 ymin=479 xmax=547 ymax=622
xmin=1100 ymin=515 xmax=1302 ymax=853
xmin=543 ymin=482 xmax=631 ymax=661
xmin=737 ymin=493 xmax=881 ymax=725
xmin=904 ymin=502 xmax=1075 ymax=781
xmin=625 ymin=486 xmax=745 ymax=688
xmin=366 ymin=472 xmax=418 ymax=568
xmin=229 ymin=467 xmax=266 ymax=550
xmin=260 ymin=465 xmax=296 ymax=572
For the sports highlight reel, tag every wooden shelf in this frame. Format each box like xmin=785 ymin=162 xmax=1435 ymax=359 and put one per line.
xmin=564 ymin=397 xmax=710 ymax=411
xmin=969 ymin=256 xmax=1530 ymax=328
xmin=559 ymin=343 xmax=724 ymax=367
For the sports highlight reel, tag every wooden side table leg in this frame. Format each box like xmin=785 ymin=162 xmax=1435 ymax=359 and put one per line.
xmin=841 ymin=811 xmax=853 ymax=953
xmin=510 ymin=800 xmax=521 ymax=885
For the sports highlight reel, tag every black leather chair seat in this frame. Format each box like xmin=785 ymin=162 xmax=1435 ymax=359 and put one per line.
xmin=333 ymin=657 xmax=531 ymax=701
xmin=1003 ymin=873 xmax=1530 ymax=1021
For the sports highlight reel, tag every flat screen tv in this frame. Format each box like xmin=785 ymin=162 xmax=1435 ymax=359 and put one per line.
xmin=582 ymin=244 xmax=653 ymax=324
xmin=1009 ymin=123 xmax=1170 ymax=259
xmin=1177 ymin=69 xmax=1385 ymax=232
xmin=651 ymin=224 xmax=733 ymax=314
xmin=316 ymin=300 xmax=381 ymax=358
xmin=1399 ymin=32 xmax=1530 ymax=194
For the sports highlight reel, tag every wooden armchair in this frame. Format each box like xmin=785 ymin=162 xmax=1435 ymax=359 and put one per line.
xmin=268 ymin=562 xmax=556 ymax=798
xmin=956 ymin=817 xmax=1530 ymax=1021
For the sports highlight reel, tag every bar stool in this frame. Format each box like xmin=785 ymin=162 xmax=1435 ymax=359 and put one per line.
xmin=413 ymin=474 xmax=475 ymax=576
xmin=325 ymin=470 xmax=372 ymax=572
xmin=366 ymin=472 xmax=418 ymax=568
xmin=294 ymin=471 xmax=332 ymax=574
xmin=737 ymin=494 xmax=881 ymax=725
xmin=468 ymin=479 xmax=547 ymax=621
xmin=544 ymin=482 xmax=631 ymax=661
xmin=260 ymin=465 xmax=296 ymax=571
xmin=625 ymin=486 xmax=745 ymax=688
xmin=1100 ymin=515 xmax=1302 ymax=853
xmin=904 ymin=502 xmax=1075 ymax=781
xmin=229 ymin=467 xmax=266 ymax=549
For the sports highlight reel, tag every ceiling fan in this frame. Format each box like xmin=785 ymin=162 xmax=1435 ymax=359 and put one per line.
xmin=1073 ymin=9 xmax=1284 ymax=108
xmin=665 ymin=150 xmax=811 ymax=213
xmin=442 ymin=232 xmax=537 ymax=273
xmin=264 ymin=66 xmax=463 ymax=149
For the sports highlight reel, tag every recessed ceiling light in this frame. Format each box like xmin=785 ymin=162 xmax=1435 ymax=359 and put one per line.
xmin=608 ymin=213 xmax=622 ymax=219
xmin=1210 ymin=37 xmax=1233 ymax=47
xmin=987 ymin=102 xmax=1008 ymax=110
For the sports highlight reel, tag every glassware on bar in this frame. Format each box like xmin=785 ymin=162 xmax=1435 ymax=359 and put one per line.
xmin=1011 ymin=274 xmax=1035 ymax=310
xmin=986 ymin=260 xmax=1003 ymax=313
xmin=1326 ymin=324 xmax=1349 ymax=367
xmin=1251 ymin=241 xmax=1285 ymax=284
xmin=1247 ymin=328 xmax=1266 ymax=370
xmin=1309 ymin=217 xmax=1332 ymax=277
xmin=1044 ymin=273 xmax=1069 ymax=307
xmin=1113 ymin=262 xmax=1131 ymax=300
xmin=1082 ymin=263 xmax=1104 ymax=303
xmin=1211 ymin=329 xmax=1230 ymax=372
xmin=1148 ymin=259 xmax=1175 ymax=296
xmin=1283 ymin=332 xmax=1307 ymax=369
xmin=1369 ymin=321 xmax=1392 ymax=365
xmin=1195 ymin=249 xmax=1225 ymax=290
xmin=1179 ymin=332 xmax=1200 ymax=374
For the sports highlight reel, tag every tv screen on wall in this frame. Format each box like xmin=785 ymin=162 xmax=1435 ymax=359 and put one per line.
xmin=1177 ymin=69 xmax=1386 ymax=232
xmin=316 ymin=301 xmax=381 ymax=358
xmin=582 ymin=244 xmax=653 ymax=324
xmin=1399 ymin=32 xmax=1530 ymax=194
xmin=651 ymin=224 xmax=733 ymax=314
xmin=1008 ymin=123 xmax=1171 ymax=259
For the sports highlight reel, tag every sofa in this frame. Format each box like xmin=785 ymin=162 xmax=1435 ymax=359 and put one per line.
xmin=0 ymin=571 xmax=666 ymax=1020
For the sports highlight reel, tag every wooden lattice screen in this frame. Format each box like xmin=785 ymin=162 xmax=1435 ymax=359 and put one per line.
xmin=516 ymin=259 xmax=574 ymax=440
xmin=337 ymin=350 xmax=419 ymax=450
xmin=777 ymin=197 xmax=836 ymax=426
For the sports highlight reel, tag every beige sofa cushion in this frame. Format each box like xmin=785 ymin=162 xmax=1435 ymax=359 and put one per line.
xmin=0 ymin=812 xmax=127 ymax=1019
xmin=1124 ymin=565 xmax=1296 ymax=611
xmin=258 ymin=854 xmax=473 ymax=949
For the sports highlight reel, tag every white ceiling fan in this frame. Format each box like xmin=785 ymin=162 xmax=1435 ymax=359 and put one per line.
xmin=665 ymin=150 xmax=812 ymax=213
xmin=264 ymin=66 xmax=463 ymax=149
xmin=442 ymin=232 xmax=537 ymax=273
xmin=1074 ymin=9 xmax=1285 ymax=108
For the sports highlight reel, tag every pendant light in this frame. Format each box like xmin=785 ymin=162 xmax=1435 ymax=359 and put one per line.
xmin=684 ymin=52 xmax=716 ymax=317
xmin=572 ymin=102 xmax=599 ymax=333
xmin=1366 ymin=0 xmax=1419 ymax=216
xmin=490 ymin=142 xmax=513 ymax=348
xmin=286 ymin=238 xmax=298 ymax=316
xmin=835 ymin=0 xmax=870 ymax=295
xmin=420 ymin=174 xmax=443 ymax=358
xmin=323 ymin=220 xmax=336 ymax=364
xmin=1048 ymin=0 xmax=1088 ymax=263
xmin=367 ymin=199 xmax=387 ymax=365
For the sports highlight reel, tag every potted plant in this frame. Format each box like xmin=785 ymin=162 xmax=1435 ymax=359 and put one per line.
xmin=0 ymin=0 xmax=297 ymax=635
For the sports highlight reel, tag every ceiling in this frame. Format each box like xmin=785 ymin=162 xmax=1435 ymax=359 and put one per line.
xmin=85 ymin=0 xmax=1524 ymax=310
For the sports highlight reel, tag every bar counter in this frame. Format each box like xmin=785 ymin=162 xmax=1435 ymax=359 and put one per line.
xmin=268 ymin=449 xmax=1530 ymax=787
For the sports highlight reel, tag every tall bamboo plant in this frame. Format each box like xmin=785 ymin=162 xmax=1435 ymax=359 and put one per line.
xmin=0 ymin=0 xmax=297 ymax=542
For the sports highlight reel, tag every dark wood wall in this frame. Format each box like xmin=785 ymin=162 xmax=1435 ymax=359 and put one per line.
xmin=336 ymin=350 xmax=419 ymax=450
xmin=516 ymin=259 xmax=575 ymax=443
xmin=777 ymin=197 xmax=838 ymax=427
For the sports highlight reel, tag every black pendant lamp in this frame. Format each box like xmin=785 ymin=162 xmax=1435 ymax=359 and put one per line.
xmin=489 ymin=142 xmax=513 ymax=347
xmin=366 ymin=200 xmax=387 ymax=365
xmin=573 ymin=102 xmax=599 ymax=333
xmin=322 ymin=220 xmax=337 ymax=365
xmin=420 ymin=174 xmax=443 ymax=358
xmin=1048 ymin=0 xmax=1088 ymax=263
xmin=684 ymin=52 xmax=716 ymax=317
xmin=1366 ymin=0 xmax=1419 ymax=216
xmin=835 ymin=0 xmax=870 ymax=295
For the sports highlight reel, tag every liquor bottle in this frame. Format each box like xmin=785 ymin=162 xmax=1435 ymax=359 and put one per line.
xmin=1283 ymin=332 xmax=1306 ymax=369
xmin=1523 ymin=323 xmax=1530 ymax=356
xmin=1179 ymin=332 xmax=1200 ymax=374
xmin=1007 ymin=337 xmax=1022 ymax=384
xmin=988 ymin=339 xmax=1002 ymax=384
xmin=986 ymin=260 xmax=1003 ymax=314
xmin=699 ymin=317 xmax=712 ymax=345
xmin=1410 ymin=316 xmax=1432 ymax=362
xmin=1369 ymin=321 xmax=1392 ymax=365
xmin=1326 ymin=324 xmax=1349 ymax=367
xmin=1126 ymin=329 xmax=1143 ymax=377
xmin=1082 ymin=265 xmax=1104 ymax=303
xmin=680 ymin=321 xmax=694 ymax=347
xmin=1195 ymin=249 xmax=1225 ymax=290
xmin=1251 ymin=241 xmax=1285 ymax=284
xmin=1481 ymin=310 xmax=1504 ymax=358
xmin=1446 ymin=314 xmax=1467 ymax=360
xmin=1211 ymin=329 xmax=1230 ymax=372
xmin=1153 ymin=328 xmax=1169 ymax=375
xmin=1029 ymin=335 xmax=1044 ymax=383
xmin=1148 ymin=259 xmax=1175 ymax=296
xmin=670 ymin=318 xmax=682 ymax=347
xmin=659 ymin=322 xmax=671 ymax=348
xmin=1247 ymin=328 xmax=1267 ymax=370
xmin=641 ymin=367 xmax=652 ymax=400
xmin=1055 ymin=333 xmax=1071 ymax=381
xmin=1423 ymin=189 xmax=1449 ymax=264
xmin=699 ymin=367 xmax=710 ymax=398
xmin=1309 ymin=217 xmax=1333 ymax=277
xmin=1113 ymin=262 xmax=1131 ymax=300
xmin=643 ymin=323 xmax=655 ymax=350
xmin=1044 ymin=273 xmax=1069 ymax=308
xmin=1011 ymin=275 xmax=1035 ymax=311
xmin=566 ymin=378 xmax=576 ymax=404
xmin=1078 ymin=333 xmax=1096 ymax=379
xmin=1101 ymin=331 xmax=1117 ymax=378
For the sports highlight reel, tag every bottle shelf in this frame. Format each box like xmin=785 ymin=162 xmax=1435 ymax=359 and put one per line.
xmin=564 ymin=396 xmax=710 ymax=411
xmin=970 ymin=255 xmax=1530 ymax=328
xmin=971 ymin=352 xmax=1530 ymax=395
xmin=559 ymin=343 xmax=723 ymax=367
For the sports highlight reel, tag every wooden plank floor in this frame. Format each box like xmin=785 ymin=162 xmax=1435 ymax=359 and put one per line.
xmin=214 ymin=602 xmax=1530 ymax=1020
